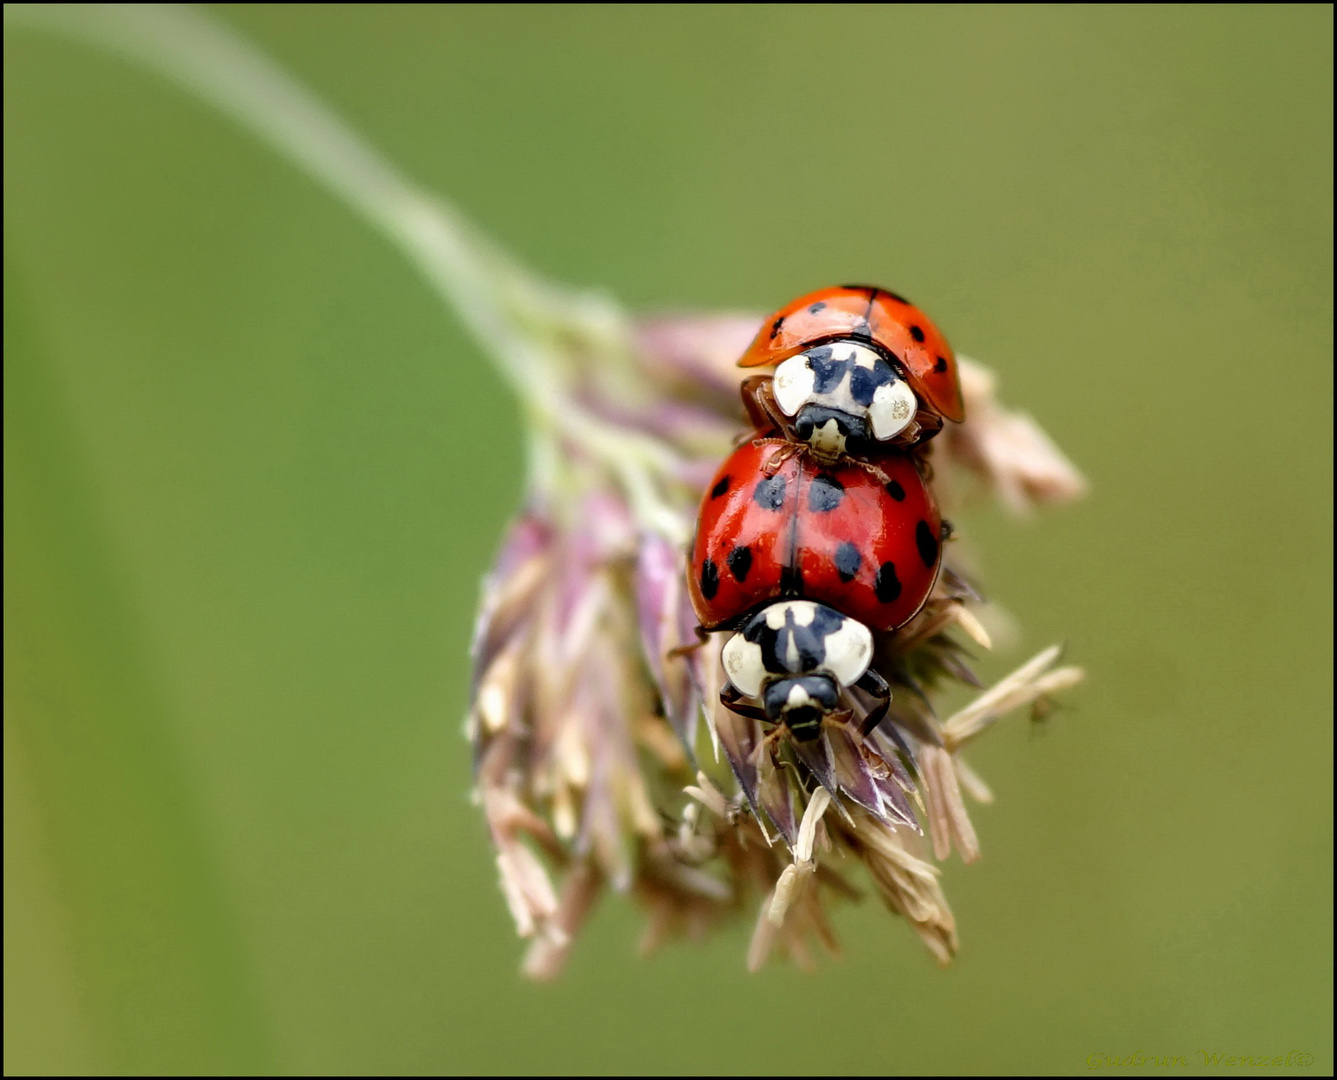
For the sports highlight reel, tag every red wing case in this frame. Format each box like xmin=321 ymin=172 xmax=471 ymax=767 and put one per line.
xmin=689 ymin=442 xmax=942 ymax=632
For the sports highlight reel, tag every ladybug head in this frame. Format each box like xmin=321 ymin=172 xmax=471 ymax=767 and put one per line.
xmin=772 ymin=341 xmax=921 ymax=456
xmin=762 ymin=675 xmax=838 ymax=741
xmin=721 ymin=600 xmax=874 ymax=740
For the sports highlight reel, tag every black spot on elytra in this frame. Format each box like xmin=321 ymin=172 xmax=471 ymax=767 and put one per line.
xmin=768 ymin=316 xmax=785 ymax=340
xmin=699 ymin=558 xmax=720 ymax=600
xmin=727 ymin=545 xmax=753 ymax=583
xmin=886 ymin=479 xmax=906 ymax=501
xmin=753 ymin=475 xmax=787 ymax=511
xmin=779 ymin=563 xmax=805 ymax=596
xmin=934 ymin=356 xmax=948 ymax=373
xmin=710 ymin=475 xmax=730 ymax=499
xmin=909 ymin=325 xmax=925 ymax=343
xmin=916 ymin=520 xmax=940 ymax=568
xmin=834 ymin=542 xmax=862 ymax=582
xmin=875 ymin=561 xmax=902 ymax=604
xmin=807 ymin=301 xmax=827 ymax=314
xmin=808 ymin=474 xmax=845 ymax=513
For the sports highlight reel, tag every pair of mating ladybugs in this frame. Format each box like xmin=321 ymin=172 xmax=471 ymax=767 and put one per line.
xmin=686 ymin=285 xmax=965 ymax=742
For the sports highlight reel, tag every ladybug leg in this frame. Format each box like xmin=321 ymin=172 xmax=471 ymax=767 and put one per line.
xmin=754 ymin=439 xmax=803 ymax=477
xmin=855 ymin=668 xmax=892 ymax=735
xmin=891 ymin=411 xmax=942 ymax=448
xmin=740 ymin=375 xmax=790 ymax=437
xmin=853 ymin=458 xmax=892 ymax=485
xmin=667 ymin=624 xmax=711 ymax=660
xmin=719 ymin=683 xmax=771 ymax=725
xmin=757 ymin=721 xmax=789 ymax=757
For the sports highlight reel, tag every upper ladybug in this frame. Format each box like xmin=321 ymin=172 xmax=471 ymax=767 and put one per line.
xmin=738 ymin=284 xmax=966 ymax=427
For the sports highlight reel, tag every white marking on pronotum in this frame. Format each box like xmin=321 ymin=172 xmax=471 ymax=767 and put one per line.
xmin=761 ymin=599 xmax=816 ymax=629
xmin=790 ymin=602 xmax=816 ymax=627
xmin=772 ymin=354 xmax=815 ymax=417
xmin=869 ymin=378 xmax=918 ymax=441
xmin=721 ymin=633 xmax=765 ymax=697
xmin=725 ymin=600 xmax=872 ymax=696
xmin=820 ymin=615 xmax=873 ymax=687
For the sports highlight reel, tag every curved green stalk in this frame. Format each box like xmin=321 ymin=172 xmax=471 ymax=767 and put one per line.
xmin=5 ymin=3 xmax=690 ymax=537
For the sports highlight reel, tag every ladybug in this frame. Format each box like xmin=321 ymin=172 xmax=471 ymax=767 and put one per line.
xmin=736 ymin=285 xmax=965 ymax=459
xmin=688 ymin=440 xmax=943 ymax=738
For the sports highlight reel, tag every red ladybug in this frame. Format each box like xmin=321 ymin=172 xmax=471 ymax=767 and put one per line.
xmin=687 ymin=440 xmax=943 ymax=739
xmin=735 ymin=285 xmax=965 ymax=456
xmin=688 ymin=440 xmax=942 ymax=634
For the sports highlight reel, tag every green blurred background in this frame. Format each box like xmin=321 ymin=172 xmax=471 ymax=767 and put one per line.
xmin=5 ymin=5 xmax=1331 ymax=1075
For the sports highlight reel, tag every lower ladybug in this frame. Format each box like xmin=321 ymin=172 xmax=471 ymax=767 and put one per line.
xmin=688 ymin=440 xmax=943 ymax=739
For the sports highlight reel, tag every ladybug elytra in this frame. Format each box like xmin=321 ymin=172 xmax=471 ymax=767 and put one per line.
xmin=689 ymin=441 xmax=941 ymax=633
